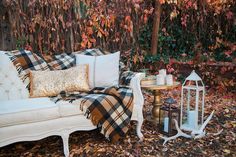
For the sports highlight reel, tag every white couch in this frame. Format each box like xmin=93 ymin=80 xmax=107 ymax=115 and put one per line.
xmin=0 ymin=52 xmax=145 ymax=157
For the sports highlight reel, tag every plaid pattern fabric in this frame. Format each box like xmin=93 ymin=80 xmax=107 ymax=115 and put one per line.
xmin=7 ymin=50 xmax=50 ymax=89
xmin=4 ymin=51 xmax=28 ymax=82
xmin=51 ymin=86 xmax=133 ymax=142
xmin=119 ymin=61 xmax=126 ymax=73
xmin=74 ymin=48 xmax=105 ymax=56
xmin=119 ymin=71 xmax=136 ymax=86
xmin=42 ymin=53 xmax=75 ymax=70
xmin=7 ymin=50 xmax=50 ymax=74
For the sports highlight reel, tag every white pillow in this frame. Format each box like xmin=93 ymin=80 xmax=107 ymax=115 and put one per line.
xmin=76 ymin=52 xmax=120 ymax=88
xmin=0 ymin=52 xmax=29 ymax=100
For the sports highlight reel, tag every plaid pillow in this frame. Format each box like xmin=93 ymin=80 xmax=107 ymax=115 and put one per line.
xmin=42 ymin=53 xmax=75 ymax=70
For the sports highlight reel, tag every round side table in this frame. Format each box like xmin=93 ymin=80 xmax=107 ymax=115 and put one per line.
xmin=142 ymin=82 xmax=180 ymax=124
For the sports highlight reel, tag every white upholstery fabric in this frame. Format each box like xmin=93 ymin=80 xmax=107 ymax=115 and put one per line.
xmin=76 ymin=52 xmax=120 ymax=88
xmin=75 ymin=55 xmax=95 ymax=88
xmin=0 ymin=52 xmax=29 ymax=100
xmin=57 ymin=99 xmax=84 ymax=117
xmin=0 ymin=98 xmax=59 ymax=127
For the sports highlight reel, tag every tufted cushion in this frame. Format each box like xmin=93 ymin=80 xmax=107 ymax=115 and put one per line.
xmin=0 ymin=52 xmax=29 ymax=101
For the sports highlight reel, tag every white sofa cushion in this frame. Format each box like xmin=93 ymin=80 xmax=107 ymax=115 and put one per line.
xmin=0 ymin=98 xmax=59 ymax=127
xmin=57 ymin=100 xmax=84 ymax=117
xmin=0 ymin=52 xmax=29 ymax=101
xmin=76 ymin=52 xmax=120 ymax=88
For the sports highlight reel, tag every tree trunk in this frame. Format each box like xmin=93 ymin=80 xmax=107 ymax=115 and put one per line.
xmin=151 ymin=0 xmax=162 ymax=55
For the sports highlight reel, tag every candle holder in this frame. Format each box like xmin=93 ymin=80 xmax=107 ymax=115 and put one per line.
xmin=158 ymin=97 xmax=180 ymax=137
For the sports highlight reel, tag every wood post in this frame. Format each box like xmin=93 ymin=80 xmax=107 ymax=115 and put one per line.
xmin=0 ymin=7 xmax=16 ymax=50
xmin=150 ymin=0 xmax=162 ymax=56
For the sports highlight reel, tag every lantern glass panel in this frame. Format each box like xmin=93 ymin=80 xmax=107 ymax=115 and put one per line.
xmin=159 ymin=105 xmax=180 ymax=137
xmin=181 ymin=87 xmax=205 ymax=131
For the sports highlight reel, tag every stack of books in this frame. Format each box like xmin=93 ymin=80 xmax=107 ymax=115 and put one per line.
xmin=141 ymin=75 xmax=156 ymax=86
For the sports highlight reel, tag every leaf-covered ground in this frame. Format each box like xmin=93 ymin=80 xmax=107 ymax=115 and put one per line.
xmin=0 ymin=89 xmax=235 ymax=157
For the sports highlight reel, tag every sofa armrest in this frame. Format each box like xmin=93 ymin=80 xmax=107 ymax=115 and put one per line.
xmin=119 ymin=71 xmax=145 ymax=111
xmin=120 ymin=71 xmax=145 ymax=140
xmin=119 ymin=71 xmax=135 ymax=86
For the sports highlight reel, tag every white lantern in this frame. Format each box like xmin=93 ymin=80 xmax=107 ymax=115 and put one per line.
xmin=180 ymin=70 xmax=205 ymax=132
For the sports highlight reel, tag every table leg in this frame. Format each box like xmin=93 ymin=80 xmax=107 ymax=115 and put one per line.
xmin=151 ymin=90 xmax=162 ymax=123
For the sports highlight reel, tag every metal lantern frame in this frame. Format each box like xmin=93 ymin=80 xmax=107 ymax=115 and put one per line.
xmin=159 ymin=98 xmax=180 ymax=137
xmin=180 ymin=70 xmax=205 ymax=132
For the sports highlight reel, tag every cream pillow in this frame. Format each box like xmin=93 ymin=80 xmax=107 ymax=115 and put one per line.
xmin=76 ymin=52 xmax=120 ymax=88
xmin=30 ymin=65 xmax=89 ymax=97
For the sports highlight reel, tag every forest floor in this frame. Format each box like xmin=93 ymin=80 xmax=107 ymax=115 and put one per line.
xmin=0 ymin=89 xmax=235 ymax=157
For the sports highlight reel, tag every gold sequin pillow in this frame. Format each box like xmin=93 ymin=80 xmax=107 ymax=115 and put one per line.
xmin=29 ymin=65 xmax=89 ymax=97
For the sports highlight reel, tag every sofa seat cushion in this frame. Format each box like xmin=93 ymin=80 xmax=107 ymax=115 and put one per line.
xmin=57 ymin=100 xmax=84 ymax=117
xmin=0 ymin=98 xmax=59 ymax=127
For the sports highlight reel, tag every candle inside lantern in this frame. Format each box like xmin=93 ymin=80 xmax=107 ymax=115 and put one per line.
xmin=164 ymin=117 xmax=169 ymax=132
xmin=156 ymin=74 xmax=165 ymax=85
xmin=166 ymin=74 xmax=173 ymax=85
xmin=188 ymin=110 xmax=196 ymax=129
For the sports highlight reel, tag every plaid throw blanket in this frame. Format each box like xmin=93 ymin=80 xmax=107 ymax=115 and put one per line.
xmin=6 ymin=50 xmax=50 ymax=89
xmin=52 ymin=86 xmax=133 ymax=142
xmin=41 ymin=53 xmax=75 ymax=70
xmin=120 ymin=71 xmax=136 ymax=86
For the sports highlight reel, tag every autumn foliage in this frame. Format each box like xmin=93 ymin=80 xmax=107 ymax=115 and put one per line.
xmin=0 ymin=0 xmax=154 ymax=54
xmin=0 ymin=0 xmax=235 ymax=90
xmin=0 ymin=0 xmax=235 ymax=56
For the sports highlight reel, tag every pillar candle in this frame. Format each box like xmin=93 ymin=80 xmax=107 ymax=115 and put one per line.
xmin=164 ymin=117 xmax=169 ymax=132
xmin=166 ymin=74 xmax=173 ymax=85
xmin=156 ymin=74 xmax=165 ymax=85
xmin=188 ymin=110 xmax=196 ymax=129
xmin=159 ymin=69 xmax=167 ymax=77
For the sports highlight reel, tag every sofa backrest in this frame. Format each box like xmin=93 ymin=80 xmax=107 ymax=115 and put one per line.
xmin=0 ymin=48 xmax=126 ymax=100
xmin=0 ymin=52 xmax=29 ymax=101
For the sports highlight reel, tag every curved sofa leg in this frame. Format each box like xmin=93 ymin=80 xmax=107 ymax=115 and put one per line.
xmin=61 ymin=133 xmax=69 ymax=157
xmin=136 ymin=109 xmax=144 ymax=141
xmin=130 ymin=73 xmax=145 ymax=141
